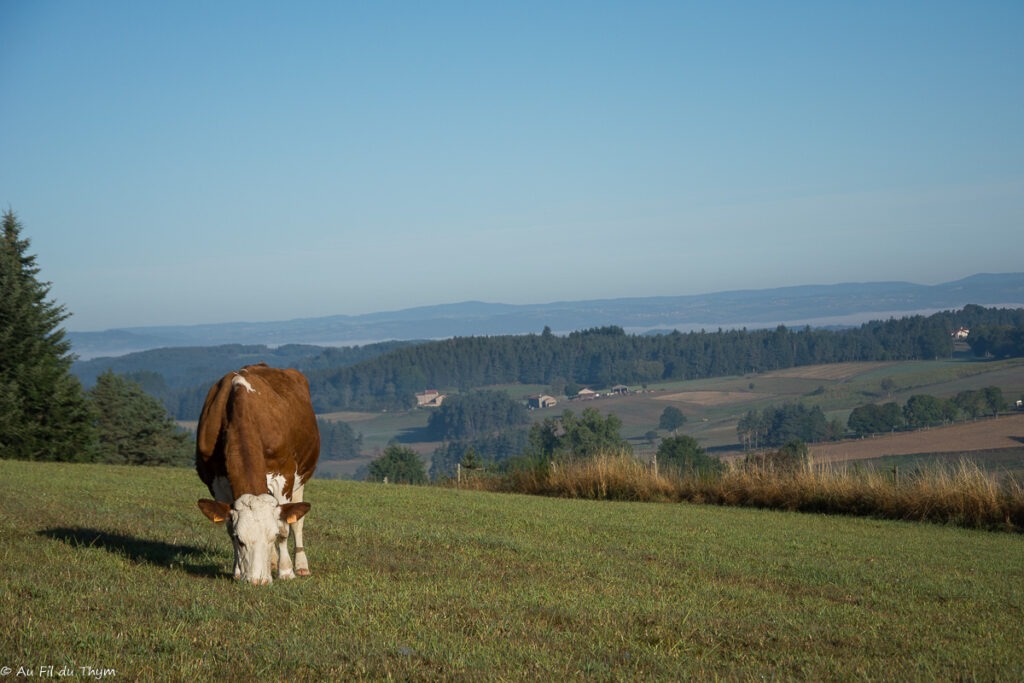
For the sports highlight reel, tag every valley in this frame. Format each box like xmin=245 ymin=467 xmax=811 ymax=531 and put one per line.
xmin=315 ymin=357 xmax=1024 ymax=479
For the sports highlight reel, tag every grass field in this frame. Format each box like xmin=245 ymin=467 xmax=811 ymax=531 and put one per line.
xmin=2 ymin=459 xmax=1023 ymax=680
xmin=316 ymin=358 xmax=1024 ymax=479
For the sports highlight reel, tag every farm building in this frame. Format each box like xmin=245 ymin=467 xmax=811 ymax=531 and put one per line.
xmin=415 ymin=390 xmax=445 ymax=408
xmin=527 ymin=394 xmax=558 ymax=409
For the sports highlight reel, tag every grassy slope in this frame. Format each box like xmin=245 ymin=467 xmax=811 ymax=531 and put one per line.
xmin=2 ymin=459 xmax=1023 ymax=681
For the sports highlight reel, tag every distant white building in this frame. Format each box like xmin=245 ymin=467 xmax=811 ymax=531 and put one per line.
xmin=952 ymin=327 xmax=970 ymax=340
xmin=527 ymin=394 xmax=558 ymax=409
xmin=415 ymin=390 xmax=445 ymax=408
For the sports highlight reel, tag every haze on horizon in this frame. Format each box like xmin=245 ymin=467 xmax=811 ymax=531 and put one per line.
xmin=2 ymin=2 xmax=1022 ymax=332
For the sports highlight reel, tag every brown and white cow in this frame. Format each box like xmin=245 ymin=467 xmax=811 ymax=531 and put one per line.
xmin=195 ymin=364 xmax=320 ymax=585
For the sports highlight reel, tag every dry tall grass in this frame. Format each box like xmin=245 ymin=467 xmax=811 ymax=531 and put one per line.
xmin=461 ymin=454 xmax=1024 ymax=532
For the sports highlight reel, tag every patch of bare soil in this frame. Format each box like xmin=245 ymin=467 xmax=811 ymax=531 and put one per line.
xmin=810 ymin=413 xmax=1024 ymax=464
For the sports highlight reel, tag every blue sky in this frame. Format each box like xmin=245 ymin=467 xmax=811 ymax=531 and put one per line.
xmin=2 ymin=2 xmax=1022 ymax=331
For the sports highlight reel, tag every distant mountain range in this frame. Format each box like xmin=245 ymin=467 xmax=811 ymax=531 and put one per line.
xmin=68 ymin=273 xmax=1024 ymax=359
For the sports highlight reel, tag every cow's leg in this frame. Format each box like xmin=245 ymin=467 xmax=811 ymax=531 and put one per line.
xmin=291 ymin=483 xmax=310 ymax=576
xmin=275 ymin=523 xmax=296 ymax=580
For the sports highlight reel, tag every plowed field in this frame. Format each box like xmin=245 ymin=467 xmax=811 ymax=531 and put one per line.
xmin=810 ymin=413 xmax=1024 ymax=463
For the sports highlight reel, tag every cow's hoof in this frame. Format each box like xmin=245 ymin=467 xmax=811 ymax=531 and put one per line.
xmin=296 ymin=568 xmax=311 ymax=577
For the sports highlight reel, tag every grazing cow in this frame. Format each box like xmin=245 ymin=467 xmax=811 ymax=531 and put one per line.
xmin=195 ymin=364 xmax=320 ymax=585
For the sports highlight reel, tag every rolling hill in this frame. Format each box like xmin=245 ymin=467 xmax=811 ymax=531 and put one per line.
xmin=68 ymin=272 xmax=1024 ymax=358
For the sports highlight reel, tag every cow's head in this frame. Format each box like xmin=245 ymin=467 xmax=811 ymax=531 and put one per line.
xmin=197 ymin=493 xmax=310 ymax=585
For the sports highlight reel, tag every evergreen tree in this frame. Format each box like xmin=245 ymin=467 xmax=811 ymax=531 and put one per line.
xmin=87 ymin=371 xmax=192 ymax=466
xmin=0 ymin=210 xmax=95 ymax=461
xmin=426 ymin=390 xmax=529 ymax=441
xmin=367 ymin=444 xmax=428 ymax=484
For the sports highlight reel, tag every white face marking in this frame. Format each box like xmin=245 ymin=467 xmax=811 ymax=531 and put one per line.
xmin=266 ymin=473 xmax=288 ymax=502
xmin=231 ymin=374 xmax=256 ymax=393
xmin=230 ymin=493 xmax=283 ymax=585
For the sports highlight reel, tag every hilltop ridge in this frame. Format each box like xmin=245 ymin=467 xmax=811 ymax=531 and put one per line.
xmin=69 ymin=273 xmax=1024 ymax=358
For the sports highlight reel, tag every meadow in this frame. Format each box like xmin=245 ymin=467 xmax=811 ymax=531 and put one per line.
xmin=2 ymin=459 xmax=1023 ymax=681
xmin=316 ymin=358 xmax=1024 ymax=479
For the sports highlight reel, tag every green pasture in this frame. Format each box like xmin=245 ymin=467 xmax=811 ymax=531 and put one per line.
xmin=2 ymin=459 xmax=1022 ymax=681
xmin=323 ymin=359 xmax=1024 ymax=461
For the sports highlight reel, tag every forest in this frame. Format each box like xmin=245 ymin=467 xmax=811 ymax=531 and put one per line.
xmin=71 ymin=305 xmax=1024 ymax=419
xmin=305 ymin=305 xmax=1024 ymax=412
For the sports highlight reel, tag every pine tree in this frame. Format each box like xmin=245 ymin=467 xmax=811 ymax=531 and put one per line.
xmin=0 ymin=210 xmax=96 ymax=461
xmin=87 ymin=371 xmax=192 ymax=466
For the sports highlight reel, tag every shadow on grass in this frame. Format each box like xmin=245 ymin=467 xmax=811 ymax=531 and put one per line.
xmin=39 ymin=527 xmax=228 ymax=579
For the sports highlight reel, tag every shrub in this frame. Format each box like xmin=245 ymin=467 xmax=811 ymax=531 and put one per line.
xmin=656 ymin=434 xmax=723 ymax=477
xmin=741 ymin=439 xmax=810 ymax=476
xmin=477 ymin=448 xmax=1024 ymax=533
xmin=368 ymin=444 xmax=428 ymax=484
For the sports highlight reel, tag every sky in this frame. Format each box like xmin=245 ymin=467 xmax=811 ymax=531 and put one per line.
xmin=2 ymin=2 xmax=1022 ymax=331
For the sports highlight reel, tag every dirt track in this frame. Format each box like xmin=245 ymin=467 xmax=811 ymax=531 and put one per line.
xmin=809 ymin=413 xmax=1024 ymax=463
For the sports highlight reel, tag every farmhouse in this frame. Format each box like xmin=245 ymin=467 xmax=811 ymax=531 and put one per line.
xmin=610 ymin=384 xmax=629 ymax=395
xmin=575 ymin=388 xmax=599 ymax=400
xmin=952 ymin=327 xmax=970 ymax=340
xmin=527 ymin=394 xmax=558 ymax=409
xmin=416 ymin=389 xmax=445 ymax=408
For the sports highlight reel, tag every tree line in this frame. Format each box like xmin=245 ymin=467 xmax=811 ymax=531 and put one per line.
xmin=307 ymin=306 xmax=1024 ymax=412
xmin=72 ymin=340 xmax=416 ymax=420
xmin=846 ymin=387 xmax=1008 ymax=437
xmin=1 ymin=211 xmax=190 ymax=465
xmin=71 ymin=305 xmax=1024 ymax=421
xmin=427 ymin=407 xmax=631 ymax=481
xmin=1 ymin=211 xmax=364 ymax=466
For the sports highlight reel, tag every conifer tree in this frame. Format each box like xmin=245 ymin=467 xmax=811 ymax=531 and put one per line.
xmin=0 ymin=210 xmax=95 ymax=460
xmin=87 ymin=371 xmax=192 ymax=466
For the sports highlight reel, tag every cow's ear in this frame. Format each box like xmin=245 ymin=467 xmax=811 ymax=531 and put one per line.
xmin=279 ymin=502 xmax=311 ymax=524
xmin=198 ymin=499 xmax=231 ymax=523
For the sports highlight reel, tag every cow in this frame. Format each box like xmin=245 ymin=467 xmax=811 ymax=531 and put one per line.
xmin=195 ymin=363 xmax=320 ymax=585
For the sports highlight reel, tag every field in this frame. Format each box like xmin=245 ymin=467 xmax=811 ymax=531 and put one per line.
xmin=2 ymin=459 xmax=1024 ymax=680
xmin=317 ymin=358 xmax=1024 ymax=478
xmin=811 ymin=413 xmax=1024 ymax=464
